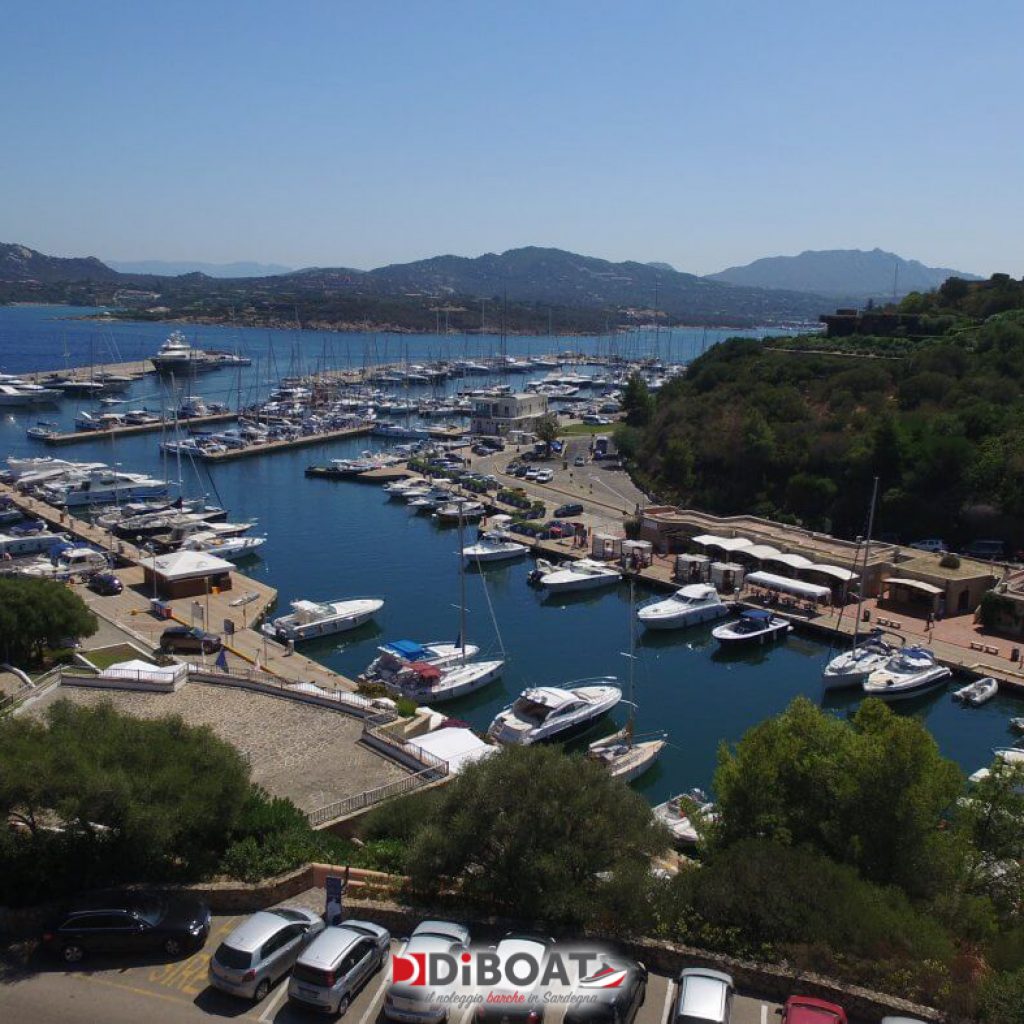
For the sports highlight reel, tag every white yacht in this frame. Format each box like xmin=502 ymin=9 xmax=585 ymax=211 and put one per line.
xmin=463 ymin=530 xmax=528 ymax=564
xmin=151 ymin=330 xmax=212 ymax=374
xmin=434 ymin=500 xmax=485 ymax=522
xmin=487 ymin=679 xmax=622 ymax=745
xmin=360 ymin=639 xmax=482 ymax=682
xmin=712 ymin=609 xmax=791 ymax=646
xmin=182 ymin=533 xmax=267 ymax=560
xmin=587 ymin=725 xmax=666 ymax=783
xmin=822 ymin=632 xmax=895 ymax=689
xmin=261 ymin=597 xmax=384 ymax=642
xmin=0 ymin=382 xmax=61 ymax=405
xmin=384 ymin=656 xmax=504 ymax=703
xmin=530 ymin=557 xmax=622 ymax=593
xmin=636 ymin=584 xmax=728 ymax=630
xmin=653 ymin=790 xmax=718 ymax=846
xmin=862 ymin=647 xmax=952 ymax=701
xmin=41 ymin=468 xmax=169 ymax=507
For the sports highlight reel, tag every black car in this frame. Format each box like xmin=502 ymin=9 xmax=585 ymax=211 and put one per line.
xmin=160 ymin=625 xmax=222 ymax=655
xmin=42 ymin=891 xmax=211 ymax=964
xmin=563 ymin=957 xmax=648 ymax=1024
xmin=554 ymin=503 xmax=585 ymax=518
xmin=87 ymin=572 xmax=123 ymax=596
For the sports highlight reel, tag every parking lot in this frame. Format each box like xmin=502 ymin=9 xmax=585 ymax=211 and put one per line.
xmin=0 ymin=910 xmax=783 ymax=1024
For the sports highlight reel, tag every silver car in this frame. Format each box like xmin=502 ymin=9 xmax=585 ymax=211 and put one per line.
xmin=384 ymin=920 xmax=471 ymax=1023
xmin=674 ymin=968 xmax=734 ymax=1024
xmin=289 ymin=920 xmax=391 ymax=1014
xmin=208 ymin=906 xmax=325 ymax=1002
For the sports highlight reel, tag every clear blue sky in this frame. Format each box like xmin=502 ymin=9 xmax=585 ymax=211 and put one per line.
xmin=2 ymin=1 xmax=1022 ymax=275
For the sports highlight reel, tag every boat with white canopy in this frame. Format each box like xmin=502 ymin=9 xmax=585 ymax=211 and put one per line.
xmin=637 ymin=583 xmax=728 ymax=630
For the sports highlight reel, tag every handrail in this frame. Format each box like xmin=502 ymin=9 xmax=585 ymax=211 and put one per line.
xmin=306 ymin=764 xmax=444 ymax=826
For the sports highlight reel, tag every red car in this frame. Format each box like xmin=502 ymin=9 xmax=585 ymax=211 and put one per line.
xmin=782 ymin=996 xmax=848 ymax=1024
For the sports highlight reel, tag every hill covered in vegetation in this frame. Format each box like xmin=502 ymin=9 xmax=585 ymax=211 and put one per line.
xmin=617 ymin=296 xmax=1024 ymax=547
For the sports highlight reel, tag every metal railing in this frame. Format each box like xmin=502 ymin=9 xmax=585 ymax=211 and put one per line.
xmin=361 ymin=718 xmax=450 ymax=774
xmin=306 ymin=764 xmax=445 ymax=826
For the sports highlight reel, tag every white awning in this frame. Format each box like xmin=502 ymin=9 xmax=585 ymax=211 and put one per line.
xmin=807 ymin=564 xmax=859 ymax=583
xmin=885 ymin=577 xmax=944 ymax=596
xmin=743 ymin=544 xmax=783 ymax=561
xmin=691 ymin=534 xmax=753 ymax=553
xmin=745 ymin=571 xmax=832 ymax=602
xmin=765 ymin=552 xmax=814 ymax=569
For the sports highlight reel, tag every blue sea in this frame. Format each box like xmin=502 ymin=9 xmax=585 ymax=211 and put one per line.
xmin=0 ymin=305 xmax=1017 ymax=801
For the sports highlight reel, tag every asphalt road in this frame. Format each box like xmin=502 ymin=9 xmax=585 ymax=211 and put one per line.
xmin=0 ymin=913 xmax=783 ymax=1024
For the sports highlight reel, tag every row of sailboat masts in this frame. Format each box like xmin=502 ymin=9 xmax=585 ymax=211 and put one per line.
xmin=850 ymin=475 xmax=880 ymax=652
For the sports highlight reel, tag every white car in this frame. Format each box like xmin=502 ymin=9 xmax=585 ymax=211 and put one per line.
xmin=573 ymin=455 xmax=586 ymax=466
xmin=535 ymin=469 xmax=554 ymax=483
xmin=909 ymin=538 xmax=947 ymax=553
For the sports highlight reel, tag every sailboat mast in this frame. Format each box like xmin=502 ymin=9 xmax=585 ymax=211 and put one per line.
xmin=458 ymin=511 xmax=467 ymax=663
xmin=854 ymin=476 xmax=879 ymax=649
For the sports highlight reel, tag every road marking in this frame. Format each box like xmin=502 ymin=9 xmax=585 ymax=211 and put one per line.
xmin=357 ymin=974 xmax=388 ymax=1024
xmin=76 ymin=971 xmax=195 ymax=1008
xmin=761 ymin=1004 xmax=768 ymax=1024
xmin=661 ymin=980 xmax=676 ymax=1024
xmin=258 ymin=979 xmax=290 ymax=1022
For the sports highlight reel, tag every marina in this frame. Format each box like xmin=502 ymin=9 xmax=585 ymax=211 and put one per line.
xmin=1 ymin=306 xmax=1022 ymax=805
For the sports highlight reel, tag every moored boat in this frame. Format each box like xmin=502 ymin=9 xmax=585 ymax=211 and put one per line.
xmin=822 ymin=631 xmax=894 ymax=690
xmin=712 ymin=609 xmax=791 ymax=646
xmin=463 ymin=530 xmax=528 ymax=564
xmin=529 ymin=557 xmax=622 ymax=593
xmin=637 ymin=583 xmax=728 ymax=630
xmin=261 ymin=597 xmax=383 ymax=642
xmin=953 ymin=676 xmax=999 ymax=706
xmin=653 ymin=789 xmax=718 ymax=846
xmin=487 ymin=679 xmax=621 ymax=745
xmin=862 ymin=647 xmax=951 ymax=701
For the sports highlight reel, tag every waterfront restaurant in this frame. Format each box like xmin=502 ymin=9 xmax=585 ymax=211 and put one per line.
xmin=142 ymin=549 xmax=234 ymax=600
xmin=878 ymin=554 xmax=997 ymax=618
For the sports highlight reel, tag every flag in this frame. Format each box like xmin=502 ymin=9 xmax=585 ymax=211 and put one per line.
xmin=253 ymin=652 xmax=261 ymax=672
xmin=215 ymin=649 xmax=229 ymax=673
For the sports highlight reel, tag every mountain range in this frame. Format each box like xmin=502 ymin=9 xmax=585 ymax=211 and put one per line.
xmin=106 ymin=259 xmax=293 ymax=278
xmin=707 ymin=247 xmax=980 ymax=298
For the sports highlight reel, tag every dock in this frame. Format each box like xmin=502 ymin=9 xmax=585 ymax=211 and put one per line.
xmin=198 ymin=423 xmax=374 ymax=461
xmin=44 ymin=411 xmax=239 ymax=445
xmin=22 ymin=358 xmax=155 ymax=384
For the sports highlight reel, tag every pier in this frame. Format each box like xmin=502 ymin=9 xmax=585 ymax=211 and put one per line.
xmin=44 ymin=411 xmax=238 ymax=445
xmin=197 ymin=423 xmax=374 ymax=461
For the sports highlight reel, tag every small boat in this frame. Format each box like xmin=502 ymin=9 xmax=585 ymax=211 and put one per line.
xmin=953 ymin=677 xmax=999 ymax=706
xmin=637 ymin=583 xmax=728 ymax=630
xmin=26 ymin=420 xmax=59 ymax=441
xmin=463 ymin=530 xmax=529 ymax=564
xmin=434 ymin=500 xmax=485 ymax=522
xmin=1010 ymin=717 xmax=1024 ymax=733
xmin=487 ymin=679 xmax=622 ymax=745
xmin=821 ymin=631 xmax=894 ymax=690
xmin=587 ymin=728 xmax=666 ymax=783
xmin=653 ymin=789 xmax=718 ymax=846
xmin=712 ymin=609 xmax=791 ymax=646
xmin=862 ymin=647 xmax=952 ymax=701
xmin=261 ymin=597 xmax=384 ymax=642
xmin=182 ymin=533 xmax=267 ymax=560
xmin=529 ymin=557 xmax=622 ymax=593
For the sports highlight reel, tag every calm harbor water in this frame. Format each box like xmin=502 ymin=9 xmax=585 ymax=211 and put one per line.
xmin=0 ymin=306 xmax=1019 ymax=802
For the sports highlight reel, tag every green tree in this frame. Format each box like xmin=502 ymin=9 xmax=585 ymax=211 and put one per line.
xmin=621 ymin=373 xmax=655 ymax=427
xmin=533 ymin=413 xmax=560 ymax=453
xmin=405 ymin=745 xmax=669 ymax=925
xmin=0 ymin=576 xmax=97 ymax=665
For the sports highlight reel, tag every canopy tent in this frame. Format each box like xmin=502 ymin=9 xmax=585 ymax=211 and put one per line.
xmin=765 ymin=552 xmax=814 ymax=570
xmin=383 ymin=640 xmax=426 ymax=660
xmin=410 ymin=726 xmax=496 ymax=774
xmin=884 ymin=577 xmax=944 ymax=596
xmin=692 ymin=534 xmax=753 ymax=553
xmin=745 ymin=570 xmax=832 ymax=602
xmin=742 ymin=544 xmax=783 ymax=561
xmin=807 ymin=564 xmax=859 ymax=583
xmin=98 ymin=659 xmax=188 ymax=686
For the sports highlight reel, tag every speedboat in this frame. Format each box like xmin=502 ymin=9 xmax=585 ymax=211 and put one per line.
xmin=487 ymin=679 xmax=621 ymax=745
xmin=821 ymin=631 xmax=894 ymax=689
xmin=434 ymin=500 xmax=485 ymax=522
xmin=26 ymin=421 xmax=59 ymax=441
xmin=587 ymin=727 xmax=666 ymax=783
xmin=636 ymin=584 xmax=728 ymax=630
xmin=463 ymin=530 xmax=528 ymax=564
xmin=530 ymin=557 xmax=622 ymax=593
xmin=360 ymin=638 xmax=482 ymax=682
xmin=862 ymin=647 xmax=952 ymax=701
xmin=712 ymin=609 xmax=791 ymax=646
xmin=652 ymin=789 xmax=718 ymax=846
xmin=182 ymin=533 xmax=267 ymax=560
xmin=383 ymin=656 xmax=504 ymax=703
xmin=261 ymin=597 xmax=383 ymax=642
xmin=953 ymin=676 xmax=999 ymax=706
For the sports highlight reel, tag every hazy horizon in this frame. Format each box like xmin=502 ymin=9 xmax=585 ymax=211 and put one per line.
xmin=3 ymin=1 xmax=1022 ymax=276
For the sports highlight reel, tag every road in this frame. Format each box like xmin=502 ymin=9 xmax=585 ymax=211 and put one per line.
xmin=0 ymin=912 xmax=783 ymax=1024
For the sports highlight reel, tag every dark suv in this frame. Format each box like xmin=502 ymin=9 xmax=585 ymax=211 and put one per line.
xmin=554 ymin=503 xmax=585 ymax=518
xmin=160 ymin=625 xmax=222 ymax=655
xmin=42 ymin=891 xmax=211 ymax=964
xmin=564 ymin=957 xmax=648 ymax=1024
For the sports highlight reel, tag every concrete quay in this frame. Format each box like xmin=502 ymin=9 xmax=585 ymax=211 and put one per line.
xmin=44 ymin=411 xmax=237 ymax=445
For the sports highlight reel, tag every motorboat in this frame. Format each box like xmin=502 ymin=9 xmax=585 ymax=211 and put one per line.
xmin=529 ymin=557 xmax=622 ymax=593
xmin=821 ymin=631 xmax=895 ymax=690
xmin=434 ymin=500 xmax=485 ymax=522
xmin=1011 ymin=717 xmax=1024 ymax=733
xmin=636 ymin=584 xmax=729 ymax=630
xmin=463 ymin=530 xmax=528 ymax=564
xmin=182 ymin=533 xmax=267 ymax=560
xmin=862 ymin=647 xmax=952 ymax=701
xmin=26 ymin=420 xmax=59 ymax=441
xmin=360 ymin=638 xmax=482 ymax=682
xmin=711 ymin=609 xmax=791 ymax=646
xmin=41 ymin=468 xmax=169 ymax=507
xmin=151 ymin=330 xmax=218 ymax=374
xmin=587 ymin=726 xmax=666 ymax=783
xmin=383 ymin=478 xmax=422 ymax=498
xmin=384 ymin=656 xmax=504 ymax=703
xmin=261 ymin=597 xmax=384 ymax=642
xmin=124 ymin=408 xmax=161 ymax=425
xmin=0 ymin=383 xmax=61 ymax=405
xmin=653 ymin=789 xmax=718 ymax=846
xmin=487 ymin=679 xmax=622 ymax=745
xmin=969 ymin=747 xmax=1024 ymax=784
xmin=953 ymin=676 xmax=999 ymax=706
xmin=75 ymin=410 xmax=125 ymax=432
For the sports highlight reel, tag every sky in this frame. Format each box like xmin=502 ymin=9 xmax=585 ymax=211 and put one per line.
xmin=2 ymin=1 xmax=1022 ymax=276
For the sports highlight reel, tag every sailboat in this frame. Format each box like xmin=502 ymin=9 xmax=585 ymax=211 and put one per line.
xmin=587 ymin=581 xmax=666 ymax=782
xmin=383 ymin=511 xmax=504 ymax=702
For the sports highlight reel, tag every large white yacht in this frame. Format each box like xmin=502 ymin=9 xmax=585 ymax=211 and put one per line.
xmin=530 ymin=557 xmax=622 ymax=593
xmin=261 ymin=597 xmax=383 ymax=642
xmin=637 ymin=584 xmax=729 ymax=630
xmin=487 ymin=679 xmax=622 ymax=745
xmin=712 ymin=609 xmax=791 ymax=646
xmin=0 ymin=382 xmax=61 ymax=405
xmin=41 ymin=468 xmax=169 ymax=507
xmin=862 ymin=647 xmax=951 ymax=701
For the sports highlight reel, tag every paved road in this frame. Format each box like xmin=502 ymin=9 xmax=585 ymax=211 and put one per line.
xmin=0 ymin=913 xmax=783 ymax=1024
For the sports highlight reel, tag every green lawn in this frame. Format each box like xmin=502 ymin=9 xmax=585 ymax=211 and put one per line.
xmin=559 ymin=422 xmax=615 ymax=436
xmin=83 ymin=644 xmax=153 ymax=671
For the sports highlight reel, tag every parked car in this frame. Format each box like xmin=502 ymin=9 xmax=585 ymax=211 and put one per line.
xmin=384 ymin=920 xmax=471 ymax=1023
xmin=573 ymin=455 xmax=587 ymax=466
xmin=963 ymin=538 xmax=1006 ymax=560
xmin=208 ymin=906 xmax=325 ymax=1002
xmin=673 ymin=967 xmax=734 ymax=1024
xmin=781 ymin=996 xmax=847 ymax=1024
xmin=288 ymin=920 xmax=390 ymax=1014
xmin=563 ymin=957 xmax=647 ymax=1024
xmin=87 ymin=571 xmax=123 ymax=596
xmin=159 ymin=625 xmax=222 ymax=655
xmin=525 ymin=468 xmax=540 ymax=480
xmin=475 ymin=934 xmax=554 ymax=1023
xmin=909 ymin=538 xmax=948 ymax=553
xmin=41 ymin=890 xmax=211 ymax=964
xmin=554 ymin=503 xmax=585 ymax=518
xmin=535 ymin=469 xmax=554 ymax=483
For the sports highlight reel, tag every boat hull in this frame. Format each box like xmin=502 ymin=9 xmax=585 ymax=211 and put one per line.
xmin=862 ymin=667 xmax=951 ymax=702
xmin=638 ymin=605 xmax=729 ymax=630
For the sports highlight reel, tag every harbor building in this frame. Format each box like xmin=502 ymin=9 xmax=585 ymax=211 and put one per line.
xmin=142 ymin=549 xmax=234 ymax=600
xmin=469 ymin=392 xmax=548 ymax=437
